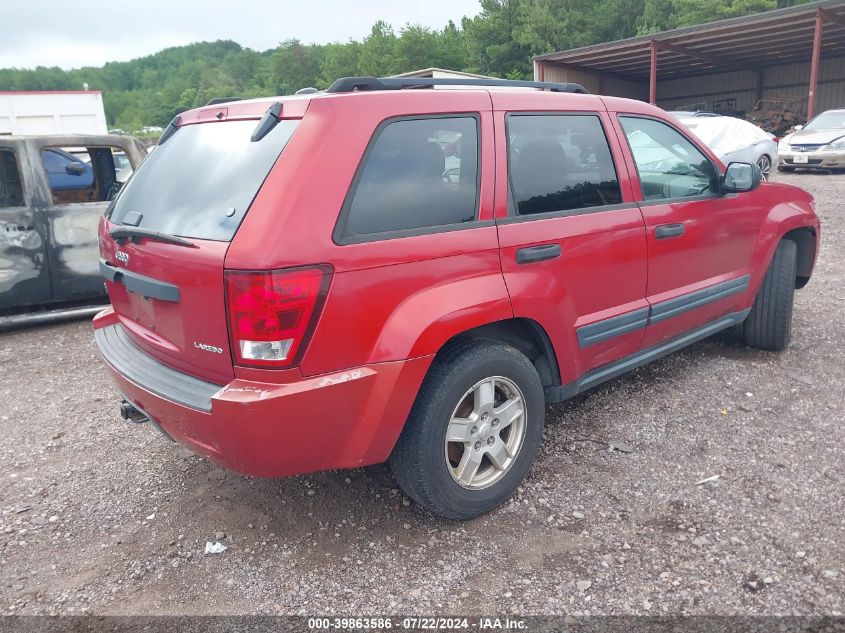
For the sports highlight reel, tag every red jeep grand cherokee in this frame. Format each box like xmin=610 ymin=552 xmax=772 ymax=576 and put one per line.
xmin=94 ymin=76 xmax=819 ymax=519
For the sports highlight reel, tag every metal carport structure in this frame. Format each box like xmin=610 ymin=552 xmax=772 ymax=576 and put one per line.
xmin=534 ymin=0 xmax=845 ymax=119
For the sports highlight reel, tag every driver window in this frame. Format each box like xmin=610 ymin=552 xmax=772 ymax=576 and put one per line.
xmin=619 ymin=117 xmax=717 ymax=201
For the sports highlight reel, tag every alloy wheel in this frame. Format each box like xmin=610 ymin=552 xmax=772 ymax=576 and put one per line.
xmin=444 ymin=376 xmax=527 ymax=490
xmin=757 ymin=154 xmax=772 ymax=179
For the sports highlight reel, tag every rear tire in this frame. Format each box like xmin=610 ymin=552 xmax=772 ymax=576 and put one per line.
xmin=743 ymin=239 xmax=797 ymax=351
xmin=389 ymin=339 xmax=545 ymax=520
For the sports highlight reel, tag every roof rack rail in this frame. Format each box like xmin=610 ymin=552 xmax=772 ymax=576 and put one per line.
xmin=325 ymin=76 xmax=588 ymax=94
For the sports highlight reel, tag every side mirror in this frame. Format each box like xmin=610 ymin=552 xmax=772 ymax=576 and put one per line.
xmin=65 ymin=162 xmax=86 ymax=176
xmin=794 ymin=124 xmax=804 ymax=131
xmin=722 ymin=162 xmax=761 ymax=193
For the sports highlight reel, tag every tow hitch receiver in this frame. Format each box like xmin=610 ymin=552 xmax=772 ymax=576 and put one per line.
xmin=118 ymin=400 xmax=175 ymax=442
xmin=120 ymin=400 xmax=148 ymax=424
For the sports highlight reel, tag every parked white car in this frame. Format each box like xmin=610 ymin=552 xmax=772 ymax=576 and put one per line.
xmin=671 ymin=113 xmax=778 ymax=179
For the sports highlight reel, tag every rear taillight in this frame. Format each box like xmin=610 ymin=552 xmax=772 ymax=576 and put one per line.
xmin=225 ymin=266 xmax=331 ymax=368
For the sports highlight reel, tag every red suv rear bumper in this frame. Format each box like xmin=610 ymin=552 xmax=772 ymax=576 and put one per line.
xmin=93 ymin=309 xmax=430 ymax=477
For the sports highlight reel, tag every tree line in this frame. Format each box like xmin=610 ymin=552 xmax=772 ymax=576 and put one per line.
xmin=0 ymin=0 xmax=808 ymax=130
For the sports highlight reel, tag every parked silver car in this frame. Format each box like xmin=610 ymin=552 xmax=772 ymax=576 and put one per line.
xmin=778 ymin=109 xmax=845 ymax=171
xmin=671 ymin=113 xmax=778 ymax=179
xmin=667 ymin=110 xmax=721 ymax=118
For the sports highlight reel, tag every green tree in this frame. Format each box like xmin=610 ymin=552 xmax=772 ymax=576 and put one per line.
xmin=267 ymin=39 xmax=323 ymax=94
xmin=398 ymin=24 xmax=441 ymax=71
xmin=0 ymin=0 xmax=806 ymax=128
xmin=671 ymin=0 xmax=775 ymax=26
xmin=358 ymin=21 xmax=402 ymax=76
xmin=636 ymin=0 xmax=675 ymax=34
xmin=437 ymin=21 xmax=468 ymax=71
xmin=319 ymin=41 xmax=361 ymax=86
xmin=463 ymin=0 xmax=534 ymax=78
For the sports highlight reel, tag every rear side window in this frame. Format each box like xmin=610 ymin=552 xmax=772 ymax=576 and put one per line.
xmin=508 ymin=114 xmax=621 ymax=216
xmin=338 ymin=116 xmax=479 ymax=242
xmin=0 ymin=149 xmax=23 ymax=208
xmin=109 ymin=119 xmax=299 ymax=241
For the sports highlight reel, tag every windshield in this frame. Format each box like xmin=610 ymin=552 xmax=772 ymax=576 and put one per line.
xmin=109 ymin=118 xmax=299 ymax=241
xmin=804 ymin=111 xmax=845 ymax=131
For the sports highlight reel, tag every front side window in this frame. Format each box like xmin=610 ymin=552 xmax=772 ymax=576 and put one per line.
xmin=619 ymin=116 xmax=717 ymax=201
xmin=339 ymin=116 xmax=478 ymax=241
xmin=507 ymin=114 xmax=621 ymax=216
xmin=0 ymin=149 xmax=23 ymax=208
xmin=41 ymin=146 xmax=134 ymax=205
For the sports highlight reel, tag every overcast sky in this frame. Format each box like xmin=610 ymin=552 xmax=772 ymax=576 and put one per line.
xmin=1 ymin=0 xmax=482 ymax=70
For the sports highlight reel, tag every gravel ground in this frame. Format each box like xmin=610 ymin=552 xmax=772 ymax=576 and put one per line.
xmin=0 ymin=172 xmax=843 ymax=618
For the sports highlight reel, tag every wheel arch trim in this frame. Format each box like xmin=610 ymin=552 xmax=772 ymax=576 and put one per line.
xmin=433 ymin=317 xmax=562 ymax=390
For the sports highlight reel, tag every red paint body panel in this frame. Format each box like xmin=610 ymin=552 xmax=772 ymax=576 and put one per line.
xmin=303 ymin=245 xmax=512 ymax=376
xmin=490 ymin=102 xmax=648 ymax=383
xmin=99 ymin=223 xmax=235 ymax=384
xmin=497 ymin=218 xmax=648 ymax=382
xmin=94 ymin=88 xmax=820 ymax=479
xmin=177 ymin=95 xmax=312 ymax=125
xmin=637 ymin=193 xmax=761 ymax=348
xmin=97 ymin=307 xmax=432 ymax=477
xmin=225 ymin=91 xmax=497 ymax=272
xmin=606 ymin=109 xmax=818 ymax=348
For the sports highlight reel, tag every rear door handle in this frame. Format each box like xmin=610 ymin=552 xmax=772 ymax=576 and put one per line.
xmin=516 ymin=243 xmax=561 ymax=264
xmin=655 ymin=223 xmax=685 ymax=239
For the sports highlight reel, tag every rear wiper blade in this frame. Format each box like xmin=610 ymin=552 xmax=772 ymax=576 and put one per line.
xmin=110 ymin=226 xmax=194 ymax=247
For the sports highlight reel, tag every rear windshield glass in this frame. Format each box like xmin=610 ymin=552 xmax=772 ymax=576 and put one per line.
xmin=108 ymin=118 xmax=299 ymax=241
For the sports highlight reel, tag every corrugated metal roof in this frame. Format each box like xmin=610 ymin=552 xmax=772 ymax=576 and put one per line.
xmin=536 ymin=0 xmax=845 ymax=79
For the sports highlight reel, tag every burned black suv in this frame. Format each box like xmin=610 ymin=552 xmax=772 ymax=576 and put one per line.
xmin=0 ymin=134 xmax=145 ymax=326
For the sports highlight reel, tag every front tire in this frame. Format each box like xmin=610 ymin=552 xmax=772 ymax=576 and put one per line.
xmin=743 ymin=239 xmax=797 ymax=351
xmin=389 ymin=339 xmax=545 ymax=520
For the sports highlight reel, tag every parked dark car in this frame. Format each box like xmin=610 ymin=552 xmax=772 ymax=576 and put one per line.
xmin=0 ymin=134 xmax=146 ymax=323
xmin=94 ymin=77 xmax=819 ymax=519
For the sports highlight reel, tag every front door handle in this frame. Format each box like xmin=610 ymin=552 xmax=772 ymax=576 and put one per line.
xmin=655 ymin=223 xmax=685 ymax=239
xmin=516 ymin=243 xmax=561 ymax=264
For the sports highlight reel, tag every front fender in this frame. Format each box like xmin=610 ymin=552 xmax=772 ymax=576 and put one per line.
xmin=748 ymin=184 xmax=819 ymax=295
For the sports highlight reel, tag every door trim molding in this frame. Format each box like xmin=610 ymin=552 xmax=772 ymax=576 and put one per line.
xmin=576 ymin=275 xmax=751 ymax=349
xmin=649 ymin=275 xmax=750 ymax=324
xmin=549 ymin=308 xmax=751 ymax=402
xmin=577 ymin=307 xmax=650 ymax=348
